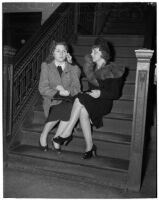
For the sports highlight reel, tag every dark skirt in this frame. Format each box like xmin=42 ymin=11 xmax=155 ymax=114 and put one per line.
xmin=46 ymin=101 xmax=73 ymax=122
xmin=77 ymin=93 xmax=113 ymax=128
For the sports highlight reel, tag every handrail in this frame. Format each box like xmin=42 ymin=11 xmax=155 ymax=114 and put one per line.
xmin=10 ymin=3 xmax=76 ymax=137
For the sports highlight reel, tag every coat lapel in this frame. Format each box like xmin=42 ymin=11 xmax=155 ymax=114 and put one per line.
xmin=48 ymin=61 xmax=62 ymax=85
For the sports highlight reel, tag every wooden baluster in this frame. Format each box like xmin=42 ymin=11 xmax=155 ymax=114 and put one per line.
xmin=127 ymin=49 xmax=154 ymax=191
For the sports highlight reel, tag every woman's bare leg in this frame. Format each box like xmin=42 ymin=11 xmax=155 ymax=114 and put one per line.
xmin=40 ymin=121 xmax=58 ymax=146
xmin=60 ymin=98 xmax=83 ymax=138
xmin=80 ymin=107 xmax=93 ymax=152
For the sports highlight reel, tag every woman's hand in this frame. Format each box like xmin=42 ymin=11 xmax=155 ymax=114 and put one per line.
xmin=59 ymin=90 xmax=70 ymax=96
xmin=56 ymin=85 xmax=65 ymax=92
xmin=56 ymin=85 xmax=70 ymax=96
xmin=66 ymin=53 xmax=72 ymax=64
xmin=87 ymin=90 xmax=101 ymax=98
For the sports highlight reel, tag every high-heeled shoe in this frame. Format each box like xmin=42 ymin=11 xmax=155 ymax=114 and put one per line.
xmin=51 ymin=138 xmax=61 ymax=153
xmin=82 ymin=144 xmax=97 ymax=159
xmin=39 ymin=141 xmax=48 ymax=152
xmin=53 ymin=135 xmax=73 ymax=146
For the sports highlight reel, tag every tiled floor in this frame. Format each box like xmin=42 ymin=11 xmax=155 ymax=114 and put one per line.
xmin=3 ymin=147 xmax=156 ymax=198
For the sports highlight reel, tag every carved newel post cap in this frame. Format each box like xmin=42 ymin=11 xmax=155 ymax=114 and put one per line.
xmin=135 ymin=49 xmax=154 ymax=60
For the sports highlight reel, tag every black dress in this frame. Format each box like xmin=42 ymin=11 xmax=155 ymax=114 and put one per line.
xmin=47 ymin=101 xmax=73 ymax=122
xmin=78 ymin=66 xmax=124 ymax=128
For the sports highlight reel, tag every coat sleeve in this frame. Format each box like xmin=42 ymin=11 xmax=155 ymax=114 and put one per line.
xmin=69 ymin=65 xmax=81 ymax=96
xmin=38 ymin=62 xmax=58 ymax=98
xmin=100 ymin=77 xmax=123 ymax=100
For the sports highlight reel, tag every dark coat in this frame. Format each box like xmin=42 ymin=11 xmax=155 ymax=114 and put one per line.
xmin=78 ymin=55 xmax=125 ymax=128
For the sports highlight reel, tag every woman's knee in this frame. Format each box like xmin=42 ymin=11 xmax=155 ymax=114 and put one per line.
xmin=74 ymin=98 xmax=83 ymax=108
xmin=80 ymin=107 xmax=89 ymax=118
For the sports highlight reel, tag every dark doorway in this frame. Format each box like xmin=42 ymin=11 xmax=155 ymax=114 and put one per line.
xmin=3 ymin=12 xmax=42 ymax=52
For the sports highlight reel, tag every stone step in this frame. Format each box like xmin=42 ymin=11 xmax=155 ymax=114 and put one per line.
xmin=73 ymin=45 xmax=140 ymax=58
xmin=8 ymin=145 xmax=129 ymax=189
xmin=77 ymin=35 xmax=144 ymax=46
xmin=21 ymin=128 xmax=131 ymax=160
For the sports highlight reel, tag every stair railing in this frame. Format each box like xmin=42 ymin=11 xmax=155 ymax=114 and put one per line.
xmin=9 ymin=3 xmax=77 ymax=142
xmin=78 ymin=3 xmax=97 ymax=34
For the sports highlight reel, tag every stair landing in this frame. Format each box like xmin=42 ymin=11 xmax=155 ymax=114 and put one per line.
xmin=8 ymin=144 xmax=129 ymax=189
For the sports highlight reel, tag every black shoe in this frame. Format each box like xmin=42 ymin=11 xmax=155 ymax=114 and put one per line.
xmin=82 ymin=144 xmax=97 ymax=159
xmin=51 ymin=138 xmax=61 ymax=153
xmin=39 ymin=141 xmax=48 ymax=152
xmin=53 ymin=135 xmax=73 ymax=146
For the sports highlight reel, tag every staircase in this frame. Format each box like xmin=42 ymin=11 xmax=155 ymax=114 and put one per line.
xmin=6 ymin=3 xmax=153 ymax=191
xmin=7 ymin=33 xmax=145 ymax=190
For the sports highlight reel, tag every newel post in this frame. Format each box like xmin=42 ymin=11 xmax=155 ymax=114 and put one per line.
xmin=127 ymin=49 xmax=154 ymax=191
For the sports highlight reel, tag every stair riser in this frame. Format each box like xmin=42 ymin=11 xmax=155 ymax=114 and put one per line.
xmin=103 ymin=24 xmax=144 ymax=31
xmin=73 ymin=46 xmax=140 ymax=58
xmin=93 ymin=118 xmax=132 ymax=135
xmin=21 ymin=131 xmax=130 ymax=160
xmin=8 ymin=154 xmax=128 ymax=189
xmin=112 ymin=100 xmax=134 ymax=114
xmin=77 ymin=36 xmax=144 ymax=46
xmin=31 ymin=111 xmax=132 ymax=135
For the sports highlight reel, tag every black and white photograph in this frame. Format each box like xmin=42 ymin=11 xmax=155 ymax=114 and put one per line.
xmin=2 ymin=1 xmax=157 ymax=198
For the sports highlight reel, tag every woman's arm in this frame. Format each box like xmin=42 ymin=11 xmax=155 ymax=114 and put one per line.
xmin=100 ymin=78 xmax=124 ymax=100
xmin=38 ymin=62 xmax=58 ymax=98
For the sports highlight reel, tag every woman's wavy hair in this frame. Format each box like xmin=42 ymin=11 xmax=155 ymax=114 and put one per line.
xmin=45 ymin=40 xmax=69 ymax=64
xmin=92 ymin=37 xmax=111 ymax=61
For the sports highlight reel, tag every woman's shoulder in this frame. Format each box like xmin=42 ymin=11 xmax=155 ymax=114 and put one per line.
xmin=67 ymin=63 xmax=81 ymax=77
xmin=41 ymin=61 xmax=48 ymax=68
xmin=102 ymin=62 xmax=125 ymax=79
xmin=41 ymin=61 xmax=54 ymax=69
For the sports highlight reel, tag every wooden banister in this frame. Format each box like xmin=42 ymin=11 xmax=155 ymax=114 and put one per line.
xmin=127 ymin=49 xmax=154 ymax=191
xmin=9 ymin=3 xmax=77 ymax=142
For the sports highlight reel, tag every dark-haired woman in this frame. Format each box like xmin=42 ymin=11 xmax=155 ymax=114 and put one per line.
xmin=53 ymin=39 xmax=125 ymax=159
xmin=38 ymin=41 xmax=81 ymax=152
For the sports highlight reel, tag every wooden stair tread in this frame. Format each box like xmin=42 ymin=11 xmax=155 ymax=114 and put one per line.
xmin=9 ymin=145 xmax=129 ymax=172
xmin=8 ymin=150 xmax=128 ymax=189
xmin=104 ymin=113 xmax=132 ymax=121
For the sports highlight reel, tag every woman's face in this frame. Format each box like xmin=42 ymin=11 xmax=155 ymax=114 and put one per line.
xmin=91 ymin=48 xmax=102 ymax=62
xmin=53 ymin=44 xmax=67 ymax=62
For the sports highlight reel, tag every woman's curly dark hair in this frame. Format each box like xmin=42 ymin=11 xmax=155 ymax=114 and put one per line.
xmin=92 ymin=37 xmax=111 ymax=61
xmin=45 ymin=40 xmax=69 ymax=64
